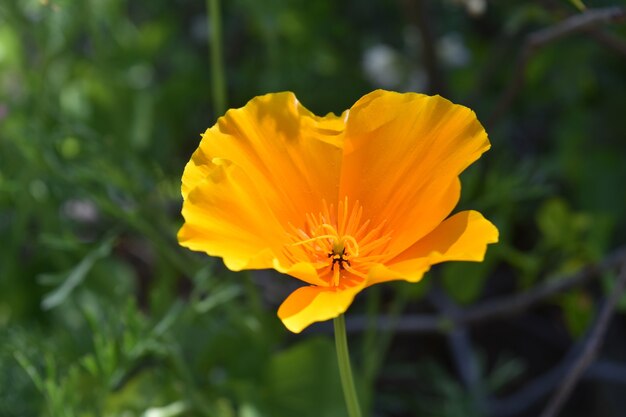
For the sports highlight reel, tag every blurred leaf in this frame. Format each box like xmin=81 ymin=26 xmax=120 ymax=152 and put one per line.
xmin=503 ymin=4 xmax=552 ymax=34
xmin=442 ymin=260 xmax=493 ymax=305
xmin=194 ymin=284 xmax=242 ymax=314
xmin=486 ymin=356 xmax=525 ymax=393
xmin=0 ymin=340 xmax=39 ymax=416
xmin=393 ymin=278 xmax=430 ymax=301
xmin=569 ymin=0 xmax=586 ymax=12
xmin=558 ymin=290 xmax=594 ymax=338
xmin=39 ymin=236 xmax=116 ymax=310
xmin=536 ymin=198 xmax=612 ymax=268
xmin=537 ymin=198 xmax=571 ymax=248
xmin=263 ymin=337 xmax=347 ymax=417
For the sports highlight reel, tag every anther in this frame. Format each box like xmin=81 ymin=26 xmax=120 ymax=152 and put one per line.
xmin=329 ymin=247 xmax=350 ymax=271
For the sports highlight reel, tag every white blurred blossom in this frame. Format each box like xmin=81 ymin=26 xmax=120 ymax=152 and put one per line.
xmin=465 ymin=0 xmax=487 ymax=16
xmin=448 ymin=0 xmax=487 ymax=17
xmin=62 ymin=199 xmax=99 ymax=223
xmin=142 ymin=401 xmax=188 ymax=417
xmin=437 ymin=33 xmax=470 ymax=68
xmin=362 ymin=44 xmax=403 ymax=89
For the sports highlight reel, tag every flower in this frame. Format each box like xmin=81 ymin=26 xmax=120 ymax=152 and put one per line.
xmin=178 ymin=90 xmax=498 ymax=333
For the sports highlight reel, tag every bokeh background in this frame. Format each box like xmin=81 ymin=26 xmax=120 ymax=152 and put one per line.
xmin=1 ymin=0 xmax=626 ymax=416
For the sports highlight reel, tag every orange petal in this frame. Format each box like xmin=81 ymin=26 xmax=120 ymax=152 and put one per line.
xmin=368 ymin=210 xmax=498 ymax=286
xmin=277 ymin=283 xmax=365 ymax=333
xmin=182 ymin=92 xmax=345 ymax=227
xmin=178 ymin=161 xmax=288 ymax=271
xmin=340 ymin=90 xmax=490 ymax=255
xmin=273 ymin=261 xmax=331 ymax=287
xmin=179 ymin=92 xmax=346 ymax=280
xmin=367 ymin=261 xmax=431 ymax=286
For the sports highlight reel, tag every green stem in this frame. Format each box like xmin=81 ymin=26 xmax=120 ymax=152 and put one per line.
xmin=207 ymin=0 xmax=227 ymax=115
xmin=334 ymin=315 xmax=363 ymax=417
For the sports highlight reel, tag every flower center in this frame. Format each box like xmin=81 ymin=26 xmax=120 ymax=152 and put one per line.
xmin=329 ymin=245 xmax=350 ymax=271
xmin=285 ymin=198 xmax=391 ymax=288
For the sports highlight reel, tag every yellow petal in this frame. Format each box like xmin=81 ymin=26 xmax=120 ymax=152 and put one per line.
xmin=182 ymin=92 xmax=345 ymax=226
xmin=178 ymin=161 xmax=287 ymax=271
xmin=367 ymin=261 xmax=431 ymax=286
xmin=367 ymin=210 xmax=498 ymax=286
xmin=273 ymin=260 xmax=330 ymax=287
xmin=401 ymin=210 xmax=499 ymax=262
xmin=179 ymin=92 xmax=346 ymax=279
xmin=340 ymin=90 xmax=490 ymax=255
xmin=277 ymin=283 xmax=365 ymax=333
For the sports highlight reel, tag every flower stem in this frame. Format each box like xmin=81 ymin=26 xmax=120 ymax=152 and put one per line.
xmin=206 ymin=0 xmax=227 ymax=115
xmin=334 ymin=314 xmax=363 ymax=417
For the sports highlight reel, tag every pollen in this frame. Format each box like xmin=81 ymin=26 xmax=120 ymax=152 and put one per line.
xmin=286 ymin=197 xmax=392 ymax=288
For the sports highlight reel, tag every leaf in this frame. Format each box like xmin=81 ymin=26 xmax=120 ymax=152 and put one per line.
xmin=262 ymin=337 xmax=347 ymax=417
xmin=194 ymin=284 xmax=242 ymax=314
xmin=442 ymin=260 xmax=492 ymax=305
xmin=558 ymin=290 xmax=594 ymax=338
xmin=39 ymin=236 xmax=116 ymax=310
xmin=536 ymin=198 xmax=572 ymax=247
xmin=569 ymin=0 xmax=586 ymax=12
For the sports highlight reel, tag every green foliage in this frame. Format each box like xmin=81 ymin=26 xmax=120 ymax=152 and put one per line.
xmin=442 ymin=260 xmax=494 ymax=305
xmin=1 ymin=0 xmax=625 ymax=416
xmin=382 ymin=354 xmax=524 ymax=417
xmin=558 ymin=290 xmax=594 ymax=337
xmin=263 ymin=338 xmax=346 ymax=417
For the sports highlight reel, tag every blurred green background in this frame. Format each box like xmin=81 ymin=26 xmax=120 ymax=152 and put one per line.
xmin=1 ymin=0 xmax=626 ymax=416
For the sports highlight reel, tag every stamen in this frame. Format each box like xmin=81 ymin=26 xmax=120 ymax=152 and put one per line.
xmin=283 ymin=197 xmax=392 ymax=288
xmin=345 ymin=202 xmax=363 ymax=237
xmin=319 ymin=223 xmax=339 ymax=236
xmin=332 ymin=265 xmax=341 ymax=286
xmin=342 ymin=235 xmax=360 ymax=257
xmin=291 ymin=234 xmax=336 ymax=247
xmin=339 ymin=196 xmax=349 ymax=234
xmin=344 ymin=264 xmax=368 ymax=280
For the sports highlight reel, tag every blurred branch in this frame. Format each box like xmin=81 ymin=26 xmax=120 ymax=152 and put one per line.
xmin=586 ymin=359 xmax=626 ymax=385
xmin=402 ymin=0 xmax=447 ymax=95
xmin=488 ymin=259 xmax=626 ymax=417
xmin=487 ymin=6 xmax=626 ymax=127
xmin=539 ymin=259 xmax=626 ymax=417
xmin=430 ymin=286 xmax=487 ymax=413
xmin=487 ymin=359 xmax=626 ymax=416
xmin=343 ymin=247 xmax=626 ymax=333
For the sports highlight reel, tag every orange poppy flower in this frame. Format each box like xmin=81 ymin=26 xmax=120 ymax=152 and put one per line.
xmin=178 ymin=90 xmax=498 ymax=333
